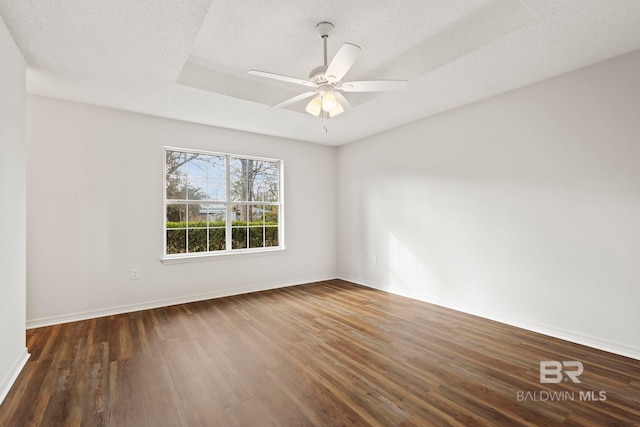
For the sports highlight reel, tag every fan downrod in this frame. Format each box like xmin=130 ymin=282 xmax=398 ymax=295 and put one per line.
xmin=309 ymin=22 xmax=335 ymax=83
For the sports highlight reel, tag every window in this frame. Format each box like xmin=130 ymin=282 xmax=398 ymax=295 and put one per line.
xmin=164 ymin=147 xmax=282 ymax=258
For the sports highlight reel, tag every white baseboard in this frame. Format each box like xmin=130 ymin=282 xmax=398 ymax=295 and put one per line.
xmin=0 ymin=348 xmax=30 ymax=406
xmin=26 ymin=275 xmax=337 ymax=329
xmin=338 ymin=274 xmax=640 ymax=361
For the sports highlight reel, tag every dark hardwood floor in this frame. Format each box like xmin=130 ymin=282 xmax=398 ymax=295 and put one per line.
xmin=1 ymin=279 xmax=639 ymax=426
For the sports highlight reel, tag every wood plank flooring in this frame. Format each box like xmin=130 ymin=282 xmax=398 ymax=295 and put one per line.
xmin=1 ymin=279 xmax=639 ymax=426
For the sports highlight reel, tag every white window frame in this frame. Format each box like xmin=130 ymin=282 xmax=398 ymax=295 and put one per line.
xmin=162 ymin=146 xmax=285 ymax=262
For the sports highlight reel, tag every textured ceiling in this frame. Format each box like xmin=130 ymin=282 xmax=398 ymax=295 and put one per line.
xmin=2 ymin=0 xmax=640 ymax=146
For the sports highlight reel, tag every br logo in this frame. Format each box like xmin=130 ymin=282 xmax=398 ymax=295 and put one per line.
xmin=539 ymin=361 xmax=584 ymax=383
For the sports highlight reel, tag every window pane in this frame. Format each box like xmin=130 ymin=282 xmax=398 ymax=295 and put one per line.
xmin=232 ymin=227 xmax=248 ymax=249
xmin=166 ymin=151 xmax=188 ymax=175
xmin=187 ymin=177 xmax=207 ymax=201
xmin=251 ymin=160 xmax=280 ymax=202
xmin=250 ymin=205 xmax=263 ymax=224
xmin=208 ymin=228 xmax=225 ymax=251
xmin=265 ymin=226 xmax=279 ymax=247
xmin=230 ymin=158 xmax=280 ymax=202
xmin=252 ymin=204 xmax=268 ymax=224
xmin=231 ymin=204 xmax=249 ymax=223
xmin=207 ymin=179 xmax=226 ymax=201
xmin=188 ymin=228 xmax=207 ymax=253
xmin=201 ymin=204 xmax=226 ymax=226
xmin=187 ymin=155 xmax=209 ymax=176
xmin=166 ymin=174 xmax=187 ymax=199
xmin=167 ymin=204 xmax=186 ymax=226
xmin=249 ymin=227 xmax=264 ymax=248
xmin=262 ymin=205 xmax=278 ymax=225
xmin=251 ymin=179 xmax=265 ymax=202
xmin=187 ymin=204 xmax=205 ymax=227
xmin=230 ymin=179 xmax=247 ymax=202
xmin=230 ymin=158 xmax=245 ymax=201
xmin=166 ymin=229 xmax=186 ymax=254
xmin=166 ymin=151 xmax=226 ymax=202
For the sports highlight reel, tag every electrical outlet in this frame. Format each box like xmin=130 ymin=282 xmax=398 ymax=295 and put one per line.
xmin=359 ymin=253 xmax=364 ymax=263
xmin=372 ymin=255 xmax=378 ymax=265
xmin=130 ymin=268 xmax=140 ymax=280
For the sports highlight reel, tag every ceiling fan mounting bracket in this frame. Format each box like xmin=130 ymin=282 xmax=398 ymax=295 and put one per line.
xmin=316 ymin=22 xmax=334 ymax=38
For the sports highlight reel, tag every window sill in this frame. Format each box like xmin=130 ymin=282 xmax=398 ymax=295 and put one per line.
xmin=161 ymin=247 xmax=286 ymax=264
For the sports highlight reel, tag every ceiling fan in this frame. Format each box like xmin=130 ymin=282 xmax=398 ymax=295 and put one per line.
xmin=248 ymin=22 xmax=407 ymax=118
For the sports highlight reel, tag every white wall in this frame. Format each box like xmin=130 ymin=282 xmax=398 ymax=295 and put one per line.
xmin=26 ymin=97 xmax=337 ymax=325
xmin=338 ymin=50 xmax=640 ymax=359
xmin=0 ymin=16 xmax=29 ymax=404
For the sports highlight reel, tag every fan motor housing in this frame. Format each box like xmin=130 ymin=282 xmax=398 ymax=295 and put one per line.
xmin=309 ymin=65 xmax=330 ymax=84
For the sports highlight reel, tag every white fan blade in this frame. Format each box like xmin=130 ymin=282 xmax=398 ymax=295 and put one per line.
xmin=272 ymin=91 xmax=317 ymax=108
xmin=334 ymin=92 xmax=352 ymax=111
xmin=340 ymin=80 xmax=407 ymax=92
xmin=325 ymin=43 xmax=361 ymax=82
xmin=248 ymin=70 xmax=315 ymax=88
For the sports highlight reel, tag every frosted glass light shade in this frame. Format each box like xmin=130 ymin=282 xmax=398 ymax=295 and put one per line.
xmin=321 ymin=92 xmax=337 ymax=112
xmin=305 ymin=97 xmax=322 ymax=116
xmin=329 ymin=101 xmax=344 ymax=117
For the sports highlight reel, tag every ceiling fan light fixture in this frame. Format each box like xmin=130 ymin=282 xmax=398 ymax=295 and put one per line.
xmin=305 ymin=96 xmax=322 ymax=116
xmin=329 ymin=101 xmax=344 ymax=117
xmin=321 ymin=91 xmax=337 ymax=112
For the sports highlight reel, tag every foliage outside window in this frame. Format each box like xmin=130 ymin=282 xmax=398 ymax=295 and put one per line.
xmin=164 ymin=147 xmax=282 ymax=257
